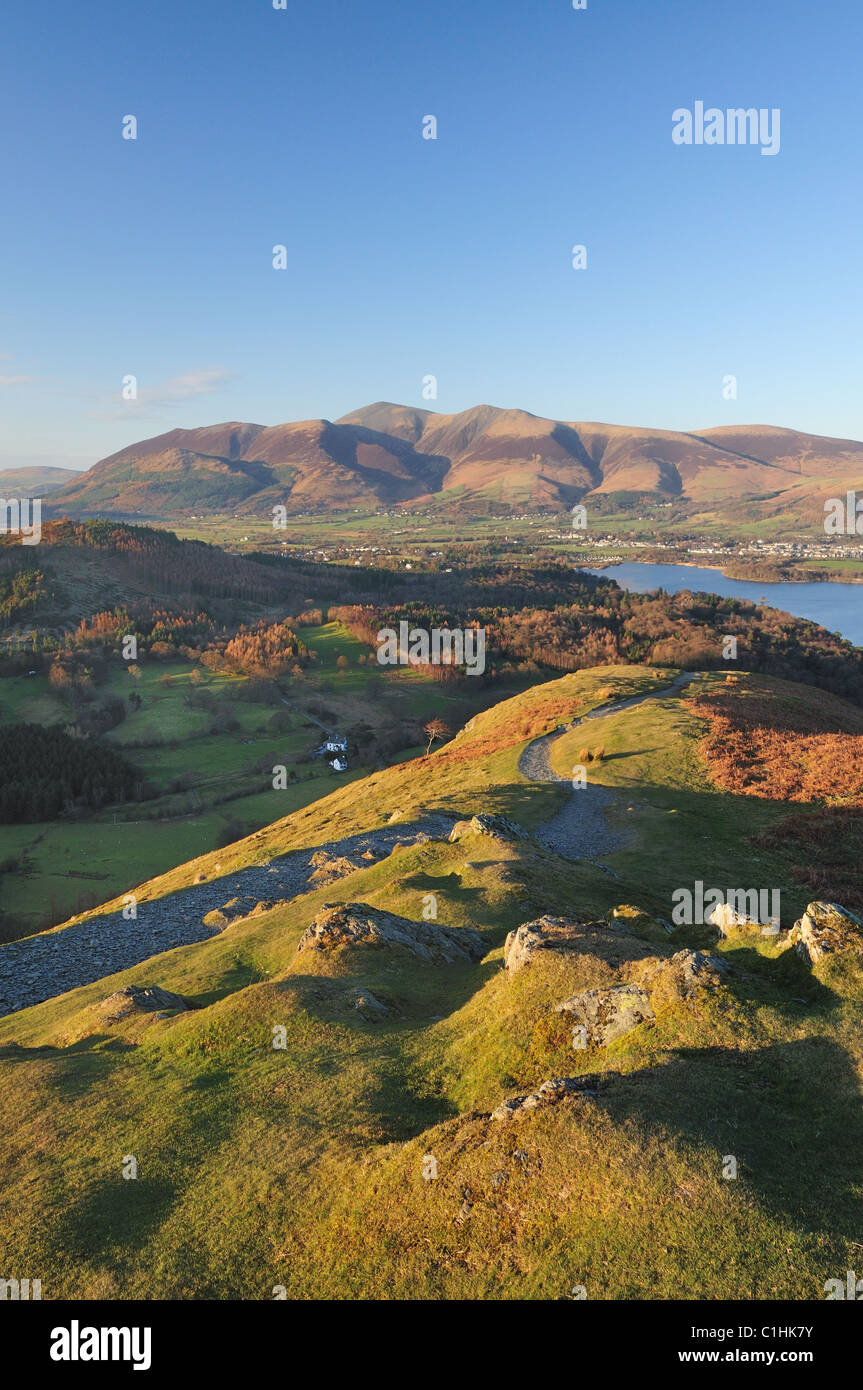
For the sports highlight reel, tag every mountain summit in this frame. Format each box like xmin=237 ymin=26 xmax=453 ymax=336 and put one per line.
xmin=47 ymin=404 xmax=863 ymax=523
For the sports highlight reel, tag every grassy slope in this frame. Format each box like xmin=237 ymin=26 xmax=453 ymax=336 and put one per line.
xmin=0 ymin=623 xmax=541 ymax=939
xmin=1 ymin=665 xmax=862 ymax=1300
xmin=548 ymin=674 xmax=814 ymax=927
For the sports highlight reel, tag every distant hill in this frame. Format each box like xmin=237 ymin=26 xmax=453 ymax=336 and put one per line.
xmin=0 ymin=465 xmax=79 ymax=495
xmin=0 ymin=519 xmax=305 ymax=633
xmin=45 ymin=402 xmax=863 ymax=527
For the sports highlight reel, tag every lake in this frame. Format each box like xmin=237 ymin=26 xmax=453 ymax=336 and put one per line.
xmin=584 ymin=562 xmax=863 ymax=648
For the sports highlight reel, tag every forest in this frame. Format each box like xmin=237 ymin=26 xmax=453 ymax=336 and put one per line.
xmin=0 ymin=723 xmax=140 ymax=823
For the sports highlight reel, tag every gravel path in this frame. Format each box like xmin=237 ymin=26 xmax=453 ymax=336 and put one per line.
xmin=518 ymin=673 xmax=698 ymax=863
xmin=0 ymin=674 xmax=699 ymax=1019
xmin=0 ymin=815 xmax=457 ymax=1018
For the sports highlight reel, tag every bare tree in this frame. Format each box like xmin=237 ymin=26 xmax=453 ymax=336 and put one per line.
xmin=423 ymin=716 xmax=451 ymax=756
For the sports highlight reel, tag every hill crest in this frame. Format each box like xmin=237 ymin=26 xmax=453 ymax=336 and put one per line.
xmin=45 ymin=404 xmax=863 ymax=525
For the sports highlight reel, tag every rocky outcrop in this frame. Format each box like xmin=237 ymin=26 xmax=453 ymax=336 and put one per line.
xmin=554 ymin=983 xmax=654 ymax=1047
xmin=492 ymin=1074 xmax=608 ymax=1121
xmin=503 ymin=913 xmax=631 ymax=975
xmin=706 ymin=901 xmax=775 ymax=937
xmin=202 ymin=897 xmax=275 ymax=929
xmin=449 ymin=814 xmax=529 ymax=844
xmin=449 ymin=820 xmax=473 ymax=841
xmin=347 ymin=987 xmax=391 ymax=1019
xmin=789 ymin=902 xmax=863 ymax=965
xmin=308 ymin=855 xmax=360 ymax=886
xmin=296 ymin=903 xmax=484 ymax=964
xmin=639 ymin=949 xmax=730 ymax=998
xmin=95 ymin=984 xmax=191 ymax=1022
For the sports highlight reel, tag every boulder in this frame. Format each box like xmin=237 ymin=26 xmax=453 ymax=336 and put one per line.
xmin=450 ymin=814 xmax=528 ymax=844
xmin=706 ymin=901 xmax=771 ymax=937
xmin=309 ymin=856 xmax=360 ymax=886
xmin=96 ymin=985 xmax=190 ymax=1022
xmin=202 ymin=897 xmax=274 ymax=929
xmin=449 ymin=820 xmax=474 ymax=842
xmin=296 ymin=902 xmax=484 ymax=964
xmin=789 ymin=902 xmax=863 ymax=964
xmin=639 ymin=949 xmax=729 ymax=998
xmin=492 ymin=1074 xmax=606 ymax=1121
xmin=503 ymin=913 xmax=631 ymax=975
xmin=554 ymin=983 xmax=654 ymax=1047
xmin=348 ymin=988 xmax=390 ymax=1019
xmin=607 ymin=904 xmax=674 ymax=944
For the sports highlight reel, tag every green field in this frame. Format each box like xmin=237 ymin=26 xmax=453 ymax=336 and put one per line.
xmin=0 ymin=624 xmax=541 ymax=940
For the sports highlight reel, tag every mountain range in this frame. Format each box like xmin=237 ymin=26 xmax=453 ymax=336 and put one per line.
xmin=43 ymin=402 xmax=863 ymax=527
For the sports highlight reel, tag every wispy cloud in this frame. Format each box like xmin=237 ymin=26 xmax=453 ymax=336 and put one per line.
xmin=89 ymin=367 xmax=236 ymax=421
xmin=0 ymin=374 xmax=37 ymax=386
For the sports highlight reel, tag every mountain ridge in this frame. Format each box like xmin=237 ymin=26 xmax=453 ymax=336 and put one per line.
xmin=45 ymin=402 xmax=863 ymax=525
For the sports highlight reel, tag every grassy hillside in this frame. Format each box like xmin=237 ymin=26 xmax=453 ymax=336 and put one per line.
xmin=0 ymin=621 xmax=541 ymax=940
xmin=1 ymin=666 xmax=862 ymax=1300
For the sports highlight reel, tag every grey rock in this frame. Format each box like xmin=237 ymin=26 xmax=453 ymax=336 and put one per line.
xmin=640 ymin=949 xmax=730 ymax=997
xmin=95 ymin=984 xmax=191 ymax=1022
xmin=503 ymin=913 xmax=629 ymax=975
xmin=706 ymin=901 xmax=766 ymax=936
xmin=449 ymin=814 xmax=529 ymax=845
xmin=296 ymin=902 xmax=484 ymax=965
xmin=492 ymin=1075 xmax=604 ymax=1121
xmin=349 ymin=988 xmax=390 ymax=1018
xmin=789 ymin=901 xmax=863 ymax=964
xmin=554 ymin=983 xmax=654 ymax=1047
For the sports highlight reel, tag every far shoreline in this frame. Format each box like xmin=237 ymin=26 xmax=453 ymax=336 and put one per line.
xmin=583 ymin=555 xmax=863 ymax=585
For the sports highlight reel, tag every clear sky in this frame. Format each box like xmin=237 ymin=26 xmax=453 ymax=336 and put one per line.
xmin=1 ymin=0 xmax=860 ymax=471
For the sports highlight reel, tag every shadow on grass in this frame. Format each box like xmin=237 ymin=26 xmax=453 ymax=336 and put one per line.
xmin=192 ymin=958 xmax=265 ymax=1009
xmin=50 ymin=1175 xmax=178 ymax=1264
xmin=281 ymin=953 xmax=502 ymax=1030
xmin=359 ymin=1067 xmax=459 ymax=1143
xmin=602 ymin=1036 xmax=863 ymax=1244
xmin=594 ymin=747 xmax=663 ymax=764
xmin=720 ymin=944 xmax=837 ymax=1017
xmin=0 ymin=1036 xmax=139 ymax=1105
xmin=42 ymin=1065 xmax=242 ymax=1269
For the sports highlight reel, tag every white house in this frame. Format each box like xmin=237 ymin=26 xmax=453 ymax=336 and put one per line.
xmin=324 ymin=737 xmax=347 ymax=753
xmin=329 ymin=757 xmax=347 ymax=772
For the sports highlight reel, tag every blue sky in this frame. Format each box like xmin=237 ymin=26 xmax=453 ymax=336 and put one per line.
xmin=1 ymin=0 xmax=861 ymax=470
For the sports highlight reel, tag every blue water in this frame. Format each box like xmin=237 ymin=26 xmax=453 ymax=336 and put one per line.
xmin=585 ymin=562 xmax=863 ymax=648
